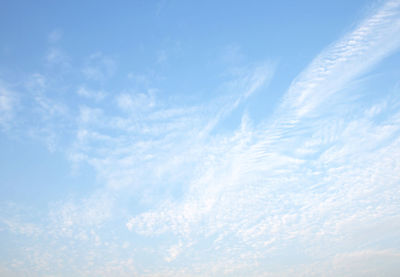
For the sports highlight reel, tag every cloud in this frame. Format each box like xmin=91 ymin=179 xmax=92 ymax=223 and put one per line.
xmin=1 ymin=1 xmax=400 ymax=276
xmin=45 ymin=48 xmax=70 ymax=67
xmin=76 ymin=86 xmax=106 ymax=101
xmin=0 ymin=82 xmax=17 ymax=129
xmin=280 ymin=249 xmax=400 ymax=277
xmin=21 ymin=73 xmax=73 ymax=151
xmin=48 ymin=29 xmax=62 ymax=43
xmin=280 ymin=0 xmax=400 ymax=118
xmin=156 ymin=49 xmax=168 ymax=64
xmin=82 ymin=52 xmax=116 ymax=81
xmin=0 ymin=204 xmax=42 ymax=237
xmin=48 ymin=190 xmax=114 ymax=239
xmin=67 ymin=62 xmax=274 ymax=193
xmin=122 ymin=1 xmax=400 ymax=274
xmin=221 ymin=44 xmax=245 ymax=66
xmin=116 ymin=90 xmax=155 ymax=112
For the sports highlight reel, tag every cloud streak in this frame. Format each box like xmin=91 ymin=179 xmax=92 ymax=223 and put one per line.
xmin=281 ymin=0 xmax=400 ymax=118
xmin=124 ymin=1 xmax=400 ymax=274
xmin=1 ymin=1 xmax=400 ymax=276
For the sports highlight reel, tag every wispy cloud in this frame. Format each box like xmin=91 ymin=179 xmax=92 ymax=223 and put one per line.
xmin=1 ymin=1 xmax=400 ymax=276
xmin=48 ymin=29 xmax=62 ymax=43
xmin=48 ymin=190 xmax=114 ymax=239
xmin=82 ymin=52 xmax=116 ymax=81
xmin=68 ymin=62 xmax=274 ymax=193
xmin=45 ymin=47 xmax=70 ymax=68
xmin=77 ymin=86 xmax=106 ymax=101
xmin=280 ymin=0 xmax=400 ymax=118
xmin=116 ymin=90 xmax=155 ymax=111
xmin=122 ymin=1 xmax=400 ymax=274
xmin=0 ymin=81 xmax=17 ymax=129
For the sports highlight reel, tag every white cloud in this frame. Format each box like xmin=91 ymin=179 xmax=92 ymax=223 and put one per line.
xmin=122 ymin=2 xmax=400 ymax=275
xmin=1 ymin=1 xmax=400 ymax=276
xmin=116 ymin=90 xmax=155 ymax=112
xmin=45 ymin=48 xmax=69 ymax=67
xmin=76 ymin=86 xmax=106 ymax=101
xmin=0 ymin=83 xmax=17 ymax=128
xmin=280 ymin=0 xmax=400 ymax=118
xmin=330 ymin=249 xmax=400 ymax=276
xmin=82 ymin=52 xmax=116 ymax=81
xmin=156 ymin=49 xmax=167 ymax=63
xmin=280 ymin=249 xmax=400 ymax=277
xmin=221 ymin=44 xmax=245 ymax=65
xmin=48 ymin=190 xmax=114 ymax=239
xmin=78 ymin=106 xmax=103 ymax=124
xmin=48 ymin=29 xmax=62 ymax=43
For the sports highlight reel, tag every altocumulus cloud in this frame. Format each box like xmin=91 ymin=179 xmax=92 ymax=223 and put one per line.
xmin=0 ymin=1 xmax=400 ymax=276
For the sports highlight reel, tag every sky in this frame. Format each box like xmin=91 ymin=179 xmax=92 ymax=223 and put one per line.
xmin=1 ymin=0 xmax=400 ymax=276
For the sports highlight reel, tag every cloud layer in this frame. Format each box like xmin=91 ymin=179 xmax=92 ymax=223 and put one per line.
xmin=1 ymin=1 xmax=400 ymax=276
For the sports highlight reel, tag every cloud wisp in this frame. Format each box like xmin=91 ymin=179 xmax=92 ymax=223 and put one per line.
xmin=281 ymin=0 xmax=400 ymax=118
xmin=0 ymin=81 xmax=18 ymax=130
xmin=1 ymin=1 xmax=400 ymax=276
xmin=123 ymin=1 xmax=400 ymax=274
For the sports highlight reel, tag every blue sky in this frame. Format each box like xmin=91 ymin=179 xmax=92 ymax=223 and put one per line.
xmin=1 ymin=0 xmax=400 ymax=276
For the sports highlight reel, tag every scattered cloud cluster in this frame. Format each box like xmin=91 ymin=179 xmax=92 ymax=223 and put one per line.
xmin=1 ymin=1 xmax=400 ymax=276
xmin=0 ymin=82 xmax=17 ymax=129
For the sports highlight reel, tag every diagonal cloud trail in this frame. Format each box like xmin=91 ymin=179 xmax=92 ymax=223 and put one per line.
xmin=280 ymin=0 xmax=400 ymax=119
xmin=2 ymin=1 xmax=400 ymax=276
xmin=126 ymin=1 xmax=400 ymax=272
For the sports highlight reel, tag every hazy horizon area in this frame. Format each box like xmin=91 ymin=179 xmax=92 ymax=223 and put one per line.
xmin=1 ymin=0 xmax=400 ymax=276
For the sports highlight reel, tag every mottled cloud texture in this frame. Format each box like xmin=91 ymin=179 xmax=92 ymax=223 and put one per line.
xmin=1 ymin=1 xmax=400 ymax=276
